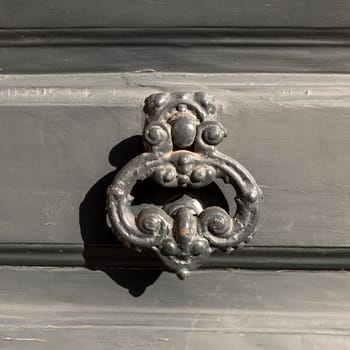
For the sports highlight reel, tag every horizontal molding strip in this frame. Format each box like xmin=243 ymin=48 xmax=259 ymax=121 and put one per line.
xmin=1 ymin=29 xmax=350 ymax=73
xmin=1 ymin=28 xmax=350 ymax=47
xmin=1 ymin=72 xmax=350 ymax=106
xmin=1 ymin=244 xmax=350 ymax=270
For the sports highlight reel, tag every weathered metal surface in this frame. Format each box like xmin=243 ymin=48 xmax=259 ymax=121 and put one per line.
xmin=106 ymin=92 xmax=262 ymax=278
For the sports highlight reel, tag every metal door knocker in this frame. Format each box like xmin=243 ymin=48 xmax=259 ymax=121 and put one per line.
xmin=106 ymin=92 xmax=262 ymax=279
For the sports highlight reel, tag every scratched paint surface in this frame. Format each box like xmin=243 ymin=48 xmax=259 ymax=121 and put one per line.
xmin=0 ymin=73 xmax=350 ymax=246
xmin=0 ymin=268 xmax=349 ymax=349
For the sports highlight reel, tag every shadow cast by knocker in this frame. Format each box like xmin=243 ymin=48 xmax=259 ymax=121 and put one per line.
xmin=79 ymin=134 xmax=232 ymax=294
xmin=79 ymin=135 xmax=163 ymax=297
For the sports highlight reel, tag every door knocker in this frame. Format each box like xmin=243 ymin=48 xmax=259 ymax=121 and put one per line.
xmin=106 ymin=92 xmax=262 ymax=279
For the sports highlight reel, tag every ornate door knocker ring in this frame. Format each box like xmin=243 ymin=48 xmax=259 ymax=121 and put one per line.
xmin=107 ymin=92 xmax=262 ymax=279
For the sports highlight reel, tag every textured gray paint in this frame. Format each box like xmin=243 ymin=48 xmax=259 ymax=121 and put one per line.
xmin=0 ymin=73 xmax=349 ymax=249
xmin=1 ymin=45 xmax=350 ymax=74
xmin=0 ymin=267 xmax=349 ymax=349
xmin=1 ymin=0 xmax=350 ymax=28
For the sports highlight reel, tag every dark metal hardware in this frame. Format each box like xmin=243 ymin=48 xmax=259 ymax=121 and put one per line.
xmin=106 ymin=92 xmax=262 ymax=279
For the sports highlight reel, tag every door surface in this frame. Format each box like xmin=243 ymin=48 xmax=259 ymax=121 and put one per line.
xmin=0 ymin=1 xmax=349 ymax=349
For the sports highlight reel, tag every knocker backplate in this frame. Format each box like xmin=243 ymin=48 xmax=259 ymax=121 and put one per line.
xmin=107 ymin=92 xmax=262 ymax=279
